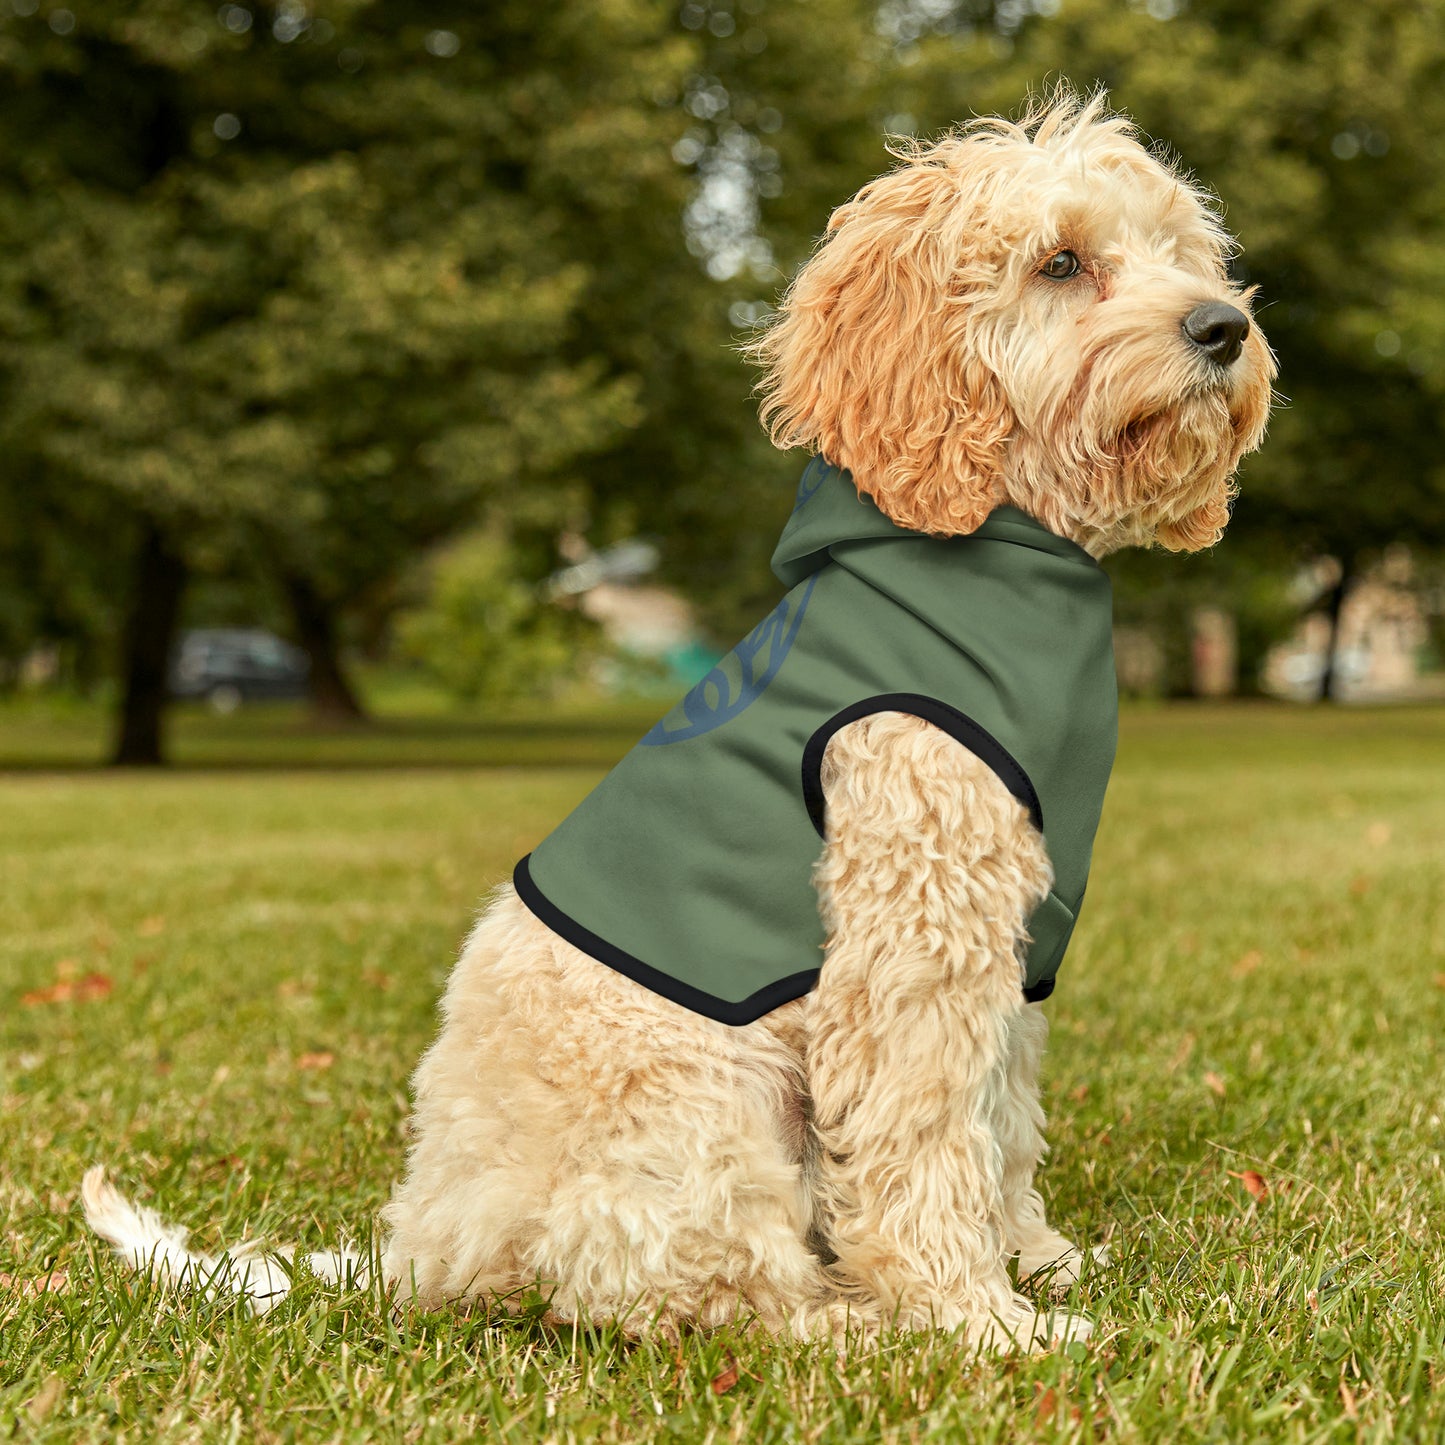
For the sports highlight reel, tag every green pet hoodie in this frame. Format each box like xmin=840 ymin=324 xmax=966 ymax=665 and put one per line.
xmin=515 ymin=457 xmax=1119 ymax=1025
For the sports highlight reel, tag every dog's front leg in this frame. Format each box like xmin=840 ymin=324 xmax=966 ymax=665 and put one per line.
xmin=994 ymin=1005 xmax=1095 ymax=1289
xmin=806 ymin=712 xmax=1089 ymax=1350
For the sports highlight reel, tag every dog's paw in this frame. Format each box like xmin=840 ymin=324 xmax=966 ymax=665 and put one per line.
xmin=970 ymin=1296 xmax=1093 ymax=1354
xmin=1018 ymin=1239 xmax=1110 ymax=1293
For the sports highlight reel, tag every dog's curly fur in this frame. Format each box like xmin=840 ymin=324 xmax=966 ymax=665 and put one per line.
xmin=85 ymin=90 xmax=1275 ymax=1351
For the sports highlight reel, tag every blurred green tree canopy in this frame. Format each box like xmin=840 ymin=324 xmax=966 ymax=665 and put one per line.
xmin=395 ymin=529 xmax=601 ymax=707
xmin=0 ymin=0 xmax=707 ymax=755
xmin=2 ymin=0 xmax=1444 ymax=756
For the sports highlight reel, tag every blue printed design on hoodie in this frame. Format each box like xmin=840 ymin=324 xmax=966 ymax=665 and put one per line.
xmin=640 ymin=574 xmax=819 ymax=746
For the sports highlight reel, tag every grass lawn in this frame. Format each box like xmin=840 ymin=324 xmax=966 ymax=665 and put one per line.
xmin=2 ymin=700 xmax=1443 ymax=1442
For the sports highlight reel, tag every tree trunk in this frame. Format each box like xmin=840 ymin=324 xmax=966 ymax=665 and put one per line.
xmin=284 ymin=572 xmax=367 ymax=724
xmin=1317 ymin=554 xmax=1355 ymax=703
xmin=111 ymin=523 xmax=187 ymax=766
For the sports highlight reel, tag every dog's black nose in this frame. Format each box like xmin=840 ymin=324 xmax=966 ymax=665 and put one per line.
xmin=1182 ymin=302 xmax=1251 ymax=367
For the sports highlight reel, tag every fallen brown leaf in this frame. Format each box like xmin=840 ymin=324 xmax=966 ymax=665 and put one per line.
xmin=361 ymin=968 xmax=394 ymax=991
xmin=1168 ymin=1033 xmax=1197 ymax=1073
xmin=295 ymin=1051 xmax=334 ymax=1071
xmin=710 ymin=1356 xmax=740 ymax=1395
xmin=1231 ymin=950 xmax=1263 ymax=978
xmin=1035 ymin=1386 xmax=1058 ymax=1425
xmin=1228 ymin=1169 xmax=1268 ymax=1201
xmin=27 ymin=1374 xmax=64 ymax=1423
xmin=21 ymin=982 xmax=68 ymax=1007
xmin=1349 ymin=875 xmax=1372 ymax=898
xmin=1204 ymin=1071 xmax=1227 ymax=1098
xmin=1433 ymin=973 xmax=1445 ymax=990
xmin=21 ymin=973 xmax=112 ymax=1007
xmin=0 ymin=1267 xmax=69 ymax=1298
xmin=1069 ymin=1083 xmax=1089 ymax=1103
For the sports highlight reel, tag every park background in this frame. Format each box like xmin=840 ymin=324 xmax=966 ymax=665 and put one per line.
xmin=2 ymin=2 xmax=1444 ymax=1443
xmin=2 ymin=0 xmax=1445 ymax=750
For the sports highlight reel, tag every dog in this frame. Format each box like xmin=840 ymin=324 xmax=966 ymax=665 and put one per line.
xmin=85 ymin=89 xmax=1274 ymax=1351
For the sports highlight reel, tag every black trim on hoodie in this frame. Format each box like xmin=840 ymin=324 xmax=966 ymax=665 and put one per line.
xmin=513 ymin=854 xmax=822 ymax=1027
xmin=513 ymin=695 xmax=1051 ymax=1023
xmin=800 ymin=693 xmax=1044 ymax=838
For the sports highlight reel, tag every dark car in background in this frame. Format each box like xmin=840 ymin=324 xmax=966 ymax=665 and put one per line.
xmin=169 ymin=629 xmax=310 ymax=712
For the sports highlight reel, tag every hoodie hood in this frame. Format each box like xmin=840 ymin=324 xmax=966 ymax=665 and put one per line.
xmin=771 ymin=456 xmax=1098 ymax=589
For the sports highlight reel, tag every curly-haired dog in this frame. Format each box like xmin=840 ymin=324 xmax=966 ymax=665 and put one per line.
xmin=85 ymin=91 xmax=1274 ymax=1350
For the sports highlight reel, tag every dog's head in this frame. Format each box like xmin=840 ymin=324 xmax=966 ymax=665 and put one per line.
xmin=751 ymin=90 xmax=1275 ymax=554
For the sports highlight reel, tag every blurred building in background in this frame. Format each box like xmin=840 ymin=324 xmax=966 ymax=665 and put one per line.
xmin=1262 ymin=550 xmax=1440 ymax=701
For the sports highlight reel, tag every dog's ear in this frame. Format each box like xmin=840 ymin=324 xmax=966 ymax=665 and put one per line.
xmin=750 ymin=151 xmax=1013 ymax=536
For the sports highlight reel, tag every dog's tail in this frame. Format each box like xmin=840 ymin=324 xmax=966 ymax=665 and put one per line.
xmin=81 ymin=1165 xmax=368 ymax=1315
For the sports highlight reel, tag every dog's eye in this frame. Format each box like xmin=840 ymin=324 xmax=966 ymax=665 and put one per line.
xmin=1041 ymin=250 xmax=1082 ymax=280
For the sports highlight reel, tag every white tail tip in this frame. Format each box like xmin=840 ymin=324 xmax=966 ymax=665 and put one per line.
xmin=81 ymin=1166 xmax=368 ymax=1315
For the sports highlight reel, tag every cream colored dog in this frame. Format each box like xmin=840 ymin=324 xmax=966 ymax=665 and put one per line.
xmin=85 ymin=91 xmax=1274 ymax=1351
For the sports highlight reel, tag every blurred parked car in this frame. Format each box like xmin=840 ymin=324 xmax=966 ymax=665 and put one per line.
xmin=169 ymin=629 xmax=310 ymax=712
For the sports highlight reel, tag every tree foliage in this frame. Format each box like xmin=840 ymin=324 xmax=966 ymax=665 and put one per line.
xmin=3 ymin=0 xmax=1444 ymax=734
xmin=0 ymin=0 xmax=698 ymax=750
xmin=395 ymin=529 xmax=602 ymax=706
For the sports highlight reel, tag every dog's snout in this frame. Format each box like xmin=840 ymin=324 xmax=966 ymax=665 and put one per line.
xmin=1182 ymin=302 xmax=1250 ymax=367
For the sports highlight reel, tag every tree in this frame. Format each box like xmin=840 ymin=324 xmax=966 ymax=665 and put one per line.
xmin=0 ymin=0 xmax=693 ymax=758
